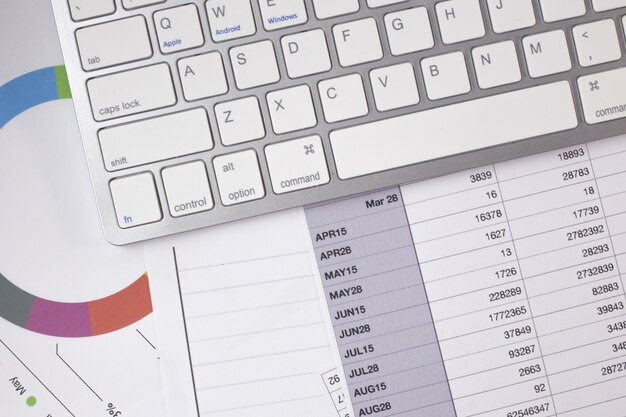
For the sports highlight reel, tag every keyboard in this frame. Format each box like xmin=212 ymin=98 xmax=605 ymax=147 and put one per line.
xmin=49 ymin=0 xmax=626 ymax=245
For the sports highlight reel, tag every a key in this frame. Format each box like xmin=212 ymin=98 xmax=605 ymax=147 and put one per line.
xmin=230 ymin=40 xmax=280 ymax=90
xmin=318 ymin=74 xmax=369 ymax=123
xmin=370 ymin=63 xmax=420 ymax=112
xmin=436 ymin=0 xmax=485 ymax=45
xmin=522 ymin=30 xmax=572 ymax=78
xmin=206 ymin=0 xmax=256 ymax=42
xmin=69 ymin=0 xmax=115 ymax=21
xmin=215 ymin=97 xmax=266 ymax=146
xmin=178 ymin=52 xmax=228 ymax=101
xmin=281 ymin=29 xmax=332 ymax=79
xmin=539 ymin=0 xmax=586 ymax=22
xmin=367 ymin=0 xmax=408 ymax=8
xmin=472 ymin=40 xmax=521 ymax=89
xmin=99 ymin=108 xmax=213 ymax=171
xmin=162 ymin=161 xmax=214 ymax=217
xmin=154 ymin=5 xmax=204 ymax=54
xmin=312 ymin=0 xmax=359 ymax=19
xmin=486 ymin=0 xmax=536 ymax=33
xmin=333 ymin=18 xmax=383 ymax=67
xmin=578 ymin=68 xmax=626 ymax=124
xmin=421 ymin=52 xmax=471 ymax=100
xmin=213 ymin=150 xmax=265 ymax=206
xmin=76 ymin=16 xmax=152 ymax=71
xmin=110 ymin=173 xmax=162 ymax=228
xmin=258 ymin=0 xmax=308 ymax=31
xmin=122 ymin=0 xmax=165 ymax=10
xmin=265 ymin=136 xmax=330 ymax=194
xmin=267 ymin=85 xmax=317 ymax=134
xmin=330 ymin=82 xmax=577 ymax=179
xmin=384 ymin=7 xmax=434 ymax=56
xmin=88 ymin=63 xmax=176 ymax=121
xmin=592 ymin=0 xmax=626 ymax=11
xmin=573 ymin=19 xmax=622 ymax=67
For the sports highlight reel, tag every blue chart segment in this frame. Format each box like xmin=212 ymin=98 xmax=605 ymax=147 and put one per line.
xmin=0 ymin=65 xmax=71 ymax=129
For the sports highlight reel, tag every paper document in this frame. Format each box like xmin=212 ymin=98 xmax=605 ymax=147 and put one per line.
xmin=147 ymin=134 xmax=626 ymax=417
xmin=146 ymin=210 xmax=351 ymax=417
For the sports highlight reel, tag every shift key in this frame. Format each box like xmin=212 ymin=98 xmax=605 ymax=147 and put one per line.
xmin=88 ymin=63 xmax=176 ymax=121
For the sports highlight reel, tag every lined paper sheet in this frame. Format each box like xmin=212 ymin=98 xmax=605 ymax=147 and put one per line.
xmin=146 ymin=209 xmax=346 ymax=417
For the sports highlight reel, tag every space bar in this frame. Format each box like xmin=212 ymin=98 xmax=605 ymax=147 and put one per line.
xmin=330 ymin=81 xmax=578 ymax=179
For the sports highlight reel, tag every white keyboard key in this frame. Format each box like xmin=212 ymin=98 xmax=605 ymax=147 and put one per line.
xmin=330 ymin=81 xmax=577 ymax=179
xmin=76 ymin=16 xmax=152 ymax=71
xmin=319 ymin=74 xmax=368 ymax=123
xmin=421 ymin=51 xmax=471 ymax=100
xmin=178 ymin=52 xmax=228 ymax=101
xmin=88 ymin=63 xmax=176 ymax=121
xmin=230 ymin=40 xmax=280 ymax=90
xmin=523 ymin=30 xmax=571 ymax=78
xmin=162 ymin=161 xmax=214 ymax=217
xmin=472 ymin=40 xmax=521 ymax=89
xmin=436 ymin=0 xmax=485 ymax=45
xmin=110 ymin=173 xmax=162 ymax=228
xmin=333 ymin=18 xmax=383 ymax=67
xmin=154 ymin=4 xmax=205 ymax=54
xmin=578 ymin=67 xmax=626 ymax=124
xmin=370 ymin=63 xmax=420 ymax=111
xmin=487 ymin=0 xmax=536 ymax=33
xmin=99 ymin=108 xmax=213 ymax=171
xmin=592 ymin=0 xmax=626 ymax=11
xmin=367 ymin=0 xmax=408 ymax=8
xmin=215 ymin=97 xmax=265 ymax=146
xmin=573 ymin=19 xmax=622 ymax=67
xmin=384 ymin=7 xmax=435 ymax=56
xmin=206 ymin=0 xmax=256 ymax=42
xmin=259 ymin=0 xmax=307 ymax=31
xmin=267 ymin=85 xmax=317 ymax=134
xmin=69 ymin=0 xmax=115 ymax=21
xmin=213 ymin=150 xmax=265 ymax=206
xmin=265 ymin=136 xmax=330 ymax=194
xmin=313 ymin=0 xmax=359 ymax=19
xmin=540 ymin=0 xmax=586 ymax=22
xmin=122 ymin=0 xmax=165 ymax=10
xmin=282 ymin=29 xmax=332 ymax=79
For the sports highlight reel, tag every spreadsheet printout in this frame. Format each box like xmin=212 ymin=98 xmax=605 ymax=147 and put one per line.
xmin=304 ymin=134 xmax=626 ymax=417
xmin=147 ymin=134 xmax=626 ymax=417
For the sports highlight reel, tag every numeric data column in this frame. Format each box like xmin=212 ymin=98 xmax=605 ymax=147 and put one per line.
xmin=497 ymin=145 xmax=626 ymax=417
xmin=402 ymin=166 xmax=555 ymax=417
xmin=305 ymin=188 xmax=456 ymax=417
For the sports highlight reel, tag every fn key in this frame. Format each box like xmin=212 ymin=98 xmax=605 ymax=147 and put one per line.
xmin=110 ymin=173 xmax=162 ymax=228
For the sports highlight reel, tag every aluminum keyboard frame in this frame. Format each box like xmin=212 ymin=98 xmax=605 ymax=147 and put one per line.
xmin=50 ymin=0 xmax=626 ymax=245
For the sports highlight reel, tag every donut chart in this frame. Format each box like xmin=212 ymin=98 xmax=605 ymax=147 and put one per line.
xmin=0 ymin=65 xmax=71 ymax=128
xmin=0 ymin=272 xmax=153 ymax=338
xmin=1 ymin=66 xmax=153 ymax=337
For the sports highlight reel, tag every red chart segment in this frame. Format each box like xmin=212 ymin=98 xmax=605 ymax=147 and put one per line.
xmin=0 ymin=272 xmax=152 ymax=337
